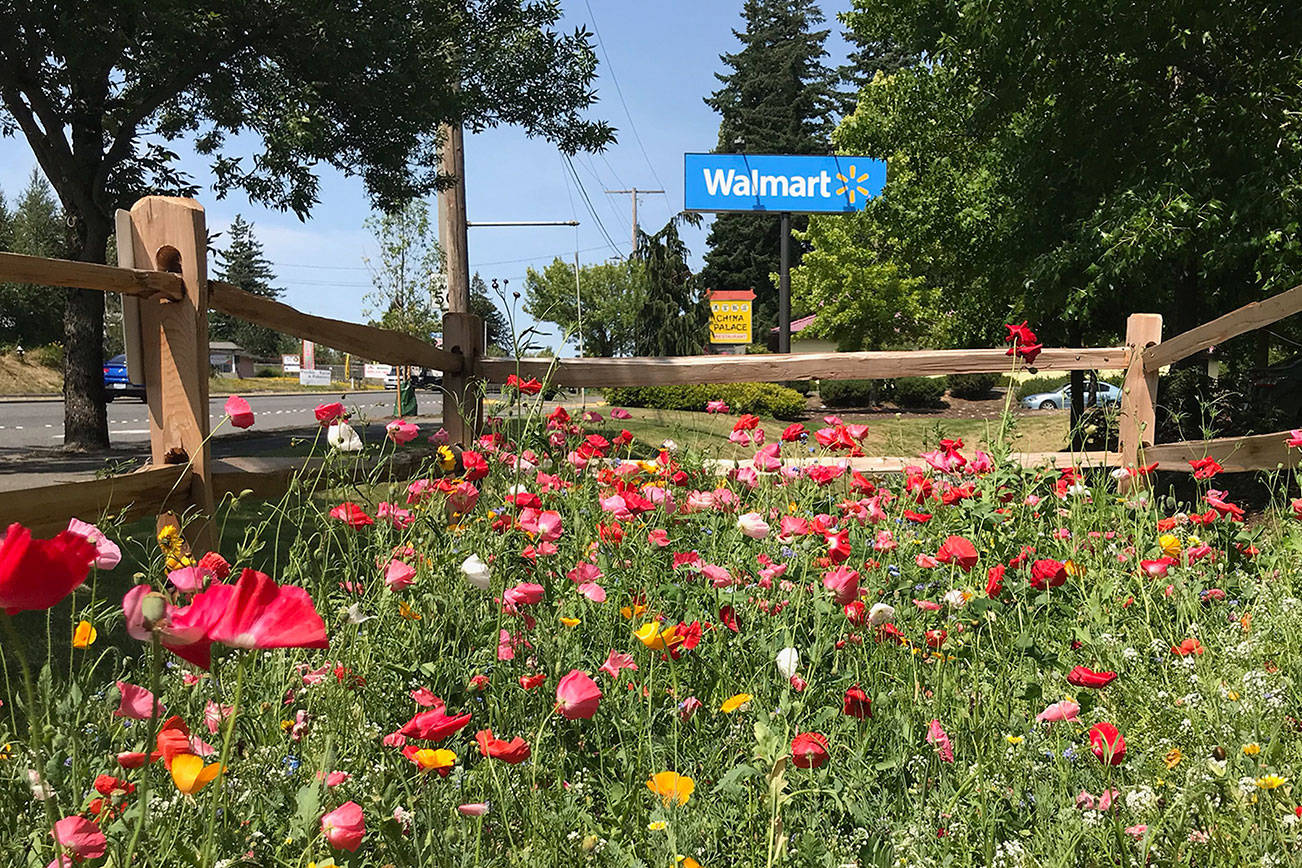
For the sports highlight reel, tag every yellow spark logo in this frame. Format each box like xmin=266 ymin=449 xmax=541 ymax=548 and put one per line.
xmin=834 ymin=164 xmax=873 ymax=204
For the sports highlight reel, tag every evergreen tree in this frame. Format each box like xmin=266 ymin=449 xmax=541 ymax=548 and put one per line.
xmin=470 ymin=272 xmax=510 ymax=352
xmin=836 ymin=10 xmax=918 ymax=108
xmin=699 ymin=0 xmax=838 ymax=331
xmin=634 ymin=214 xmax=708 ymax=357
xmin=212 ymin=215 xmax=286 ymax=358
xmin=0 ymin=170 xmax=67 ymax=346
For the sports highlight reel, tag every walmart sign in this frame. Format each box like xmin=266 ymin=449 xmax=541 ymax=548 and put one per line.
xmin=684 ymin=153 xmax=885 ymax=214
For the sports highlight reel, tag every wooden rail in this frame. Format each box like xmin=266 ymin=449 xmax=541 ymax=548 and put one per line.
xmin=1144 ymin=429 xmax=1300 ymax=474
xmin=0 ymin=250 xmax=185 ymax=301
xmin=5 ymin=466 xmax=192 ymax=536
xmin=1143 ymin=283 xmax=1302 ymax=372
xmin=209 ymin=281 xmax=464 ymax=374
xmin=477 ymin=346 xmax=1127 ymax=388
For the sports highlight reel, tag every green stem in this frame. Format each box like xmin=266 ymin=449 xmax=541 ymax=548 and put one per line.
xmin=200 ymin=652 xmax=249 ymax=867
xmin=123 ymin=635 xmax=164 ymax=863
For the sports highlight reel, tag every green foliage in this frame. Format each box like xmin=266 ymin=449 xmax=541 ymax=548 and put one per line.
xmin=818 ymin=378 xmax=883 ymax=407
xmin=633 ymin=215 xmax=710 ymax=357
xmin=835 ymin=0 xmax=1302 ymax=359
xmin=0 ymin=170 xmax=68 ymax=346
xmin=789 ymin=211 xmax=937 ymax=350
xmin=211 ymin=215 xmax=286 ymax=358
xmin=606 ymin=381 xmax=807 ymax=420
xmin=363 ymin=199 xmax=444 ymax=344
xmin=1012 ymin=374 xmax=1070 ymax=401
xmin=523 ymin=259 xmax=645 ymax=357
xmin=470 ymin=274 xmax=510 ymax=352
xmin=891 ymin=376 xmax=946 ymax=408
xmin=945 ymin=373 xmax=999 ymax=400
xmin=700 ymin=0 xmax=839 ymax=330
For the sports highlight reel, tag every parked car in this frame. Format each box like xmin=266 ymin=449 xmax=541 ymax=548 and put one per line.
xmin=1021 ymin=380 xmax=1121 ymax=411
xmin=103 ymin=354 xmax=146 ymax=402
xmin=384 ymin=372 xmax=399 ymax=390
xmin=384 ymin=368 xmax=443 ymax=391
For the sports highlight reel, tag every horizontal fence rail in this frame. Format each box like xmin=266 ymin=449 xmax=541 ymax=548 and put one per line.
xmin=1143 ymin=283 xmax=1302 ymax=372
xmin=0 ymin=250 xmax=185 ymax=301
xmin=209 ymin=281 xmax=464 ymax=373
xmin=1144 ymin=429 xmax=1300 ymax=474
xmin=477 ymin=346 xmax=1128 ymax=388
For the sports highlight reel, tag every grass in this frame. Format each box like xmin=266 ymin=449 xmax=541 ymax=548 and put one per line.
xmin=209 ymin=376 xmax=387 ymax=394
xmin=0 ymin=350 xmax=63 ymax=394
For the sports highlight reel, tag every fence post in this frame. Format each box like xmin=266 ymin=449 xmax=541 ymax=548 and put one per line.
xmin=1118 ymin=313 xmax=1163 ymax=480
xmin=442 ymin=312 xmax=484 ymax=446
xmin=125 ymin=197 xmax=216 ymax=552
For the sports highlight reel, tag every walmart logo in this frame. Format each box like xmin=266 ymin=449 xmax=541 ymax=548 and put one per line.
xmin=834 ymin=164 xmax=873 ymax=205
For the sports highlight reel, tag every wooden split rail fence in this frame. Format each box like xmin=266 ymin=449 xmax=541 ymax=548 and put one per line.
xmin=1 ymin=196 xmax=1299 ymax=544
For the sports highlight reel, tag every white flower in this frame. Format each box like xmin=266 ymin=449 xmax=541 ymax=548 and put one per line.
xmin=27 ymin=768 xmax=54 ymax=801
xmin=775 ymin=647 xmax=799 ymax=680
xmin=661 ymin=439 xmax=678 ymax=452
xmin=943 ymin=588 xmax=972 ymax=608
xmin=327 ymin=420 xmax=362 ymax=452
xmin=461 ymin=554 xmax=491 ymax=591
xmin=868 ymin=602 xmax=896 ymax=626
xmin=737 ymin=512 xmax=770 ymax=540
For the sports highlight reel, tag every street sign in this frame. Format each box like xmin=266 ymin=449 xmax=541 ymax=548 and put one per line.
xmin=708 ymin=289 xmax=754 ymax=344
xmin=363 ymin=363 xmax=392 ymax=380
xmin=281 ymin=354 xmax=300 ymax=373
xmin=299 ymin=368 xmax=330 ymax=386
xmin=684 ymin=153 xmax=885 ymax=214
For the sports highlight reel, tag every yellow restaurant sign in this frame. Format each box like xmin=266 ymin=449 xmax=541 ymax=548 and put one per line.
xmin=708 ymin=289 xmax=754 ymax=344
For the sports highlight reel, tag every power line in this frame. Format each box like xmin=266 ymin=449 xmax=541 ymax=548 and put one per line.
xmin=583 ymin=0 xmax=667 ymax=193
xmin=562 ymin=152 xmax=624 ymax=256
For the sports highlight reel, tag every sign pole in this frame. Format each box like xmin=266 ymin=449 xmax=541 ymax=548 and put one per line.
xmin=778 ymin=211 xmax=791 ymax=354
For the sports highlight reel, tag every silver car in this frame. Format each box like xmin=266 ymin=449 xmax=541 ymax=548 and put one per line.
xmin=1021 ymin=381 xmax=1122 ymax=410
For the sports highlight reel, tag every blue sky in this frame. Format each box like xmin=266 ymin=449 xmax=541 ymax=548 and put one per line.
xmin=0 ymin=1 xmax=852 ymax=352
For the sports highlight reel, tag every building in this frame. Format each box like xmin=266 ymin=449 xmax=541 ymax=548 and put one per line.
xmin=208 ymin=341 xmax=256 ymax=378
xmin=768 ymin=314 xmax=837 ymax=354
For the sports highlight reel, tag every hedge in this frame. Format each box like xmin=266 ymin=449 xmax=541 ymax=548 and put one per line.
xmin=604 ymin=382 xmax=807 ymax=420
xmin=946 ymin=372 xmax=999 ymax=400
xmin=819 ymin=377 xmax=947 ymax=409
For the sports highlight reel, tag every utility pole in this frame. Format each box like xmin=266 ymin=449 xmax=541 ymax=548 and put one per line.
xmin=605 ymin=187 xmax=664 ymax=255
xmin=438 ymin=122 xmax=471 ymax=313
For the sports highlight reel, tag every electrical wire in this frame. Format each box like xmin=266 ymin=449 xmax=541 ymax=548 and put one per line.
xmin=562 ymin=152 xmax=624 ymax=256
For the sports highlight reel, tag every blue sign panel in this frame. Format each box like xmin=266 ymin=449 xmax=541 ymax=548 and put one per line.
xmin=684 ymin=153 xmax=885 ymax=214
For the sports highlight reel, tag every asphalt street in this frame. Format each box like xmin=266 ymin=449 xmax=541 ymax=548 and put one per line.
xmin=0 ymin=390 xmax=443 ymax=448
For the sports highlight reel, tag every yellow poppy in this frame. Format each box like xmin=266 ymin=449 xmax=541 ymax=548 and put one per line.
xmin=1158 ymin=534 xmax=1182 ymax=558
xmin=646 ymin=771 xmax=694 ymax=806
xmin=1243 ymin=743 xmax=1261 ymax=756
xmin=720 ymin=693 xmax=752 ymax=714
xmin=1164 ymin=748 xmax=1182 ymax=769
xmin=560 ymin=616 xmax=581 ymax=627
xmin=620 ymin=604 xmax=648 ymax=620
xmin=398 ymin=601 xmax=422 ymax=620
xmin=1063 ymin=560 xmax=1084 ymax=577
xmin=409 ymin=748 xmax=456 ymax=773
xmin=1256 ymin=774 xmax=1286 ymax=790
xmin=170 ymin=752 xmax=225 ymax=795
xmin=679 ymin=859 xmax=702 ymax=868
xmin=72 ymin=620 xmax=97 ymax=649
xmin=437 ymin=445 xmax=456 ymax=471
xmin=633 ymin=622 xmax=680 ymax=651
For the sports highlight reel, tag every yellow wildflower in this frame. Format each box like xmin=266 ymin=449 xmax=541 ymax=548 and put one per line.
xmin=1164 ymin=748 xmax=1182 ymax=769
xmin=560 ymin=616 xmax=581 ymax=628
xmin=1158 ymin=533 xmax=1182 ymax=558
xmin=1243 ymin=743 xmax=1261 ymax=756
xmin=648 ymin=820 xmax=668 ymax=831
xmin=1005 ymin=735 xmax=1024 ymax=745
xmin=1256 ymin=774 xmax=1286 ymax=790
xmin=646 ymin=771 xmax=694 ymax=806
xmin=72 ymin=620 xmax=97 ymax=649
xmin=720 ymin=693 xmax=752 ymax=714
xmin=634 ymin=622 xmax=678 ymax=651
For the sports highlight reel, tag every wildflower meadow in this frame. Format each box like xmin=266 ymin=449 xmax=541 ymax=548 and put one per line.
xmin=4 ymin=353 xmax=1302 ymax=867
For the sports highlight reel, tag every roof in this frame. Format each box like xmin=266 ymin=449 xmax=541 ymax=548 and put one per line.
xmin=708 ymin=289 xmax=755 ymax=301
xmin=209 ymin=341 xmax=246 ymax=352
xmin=769 ymin=314 xmax=817 ymax=334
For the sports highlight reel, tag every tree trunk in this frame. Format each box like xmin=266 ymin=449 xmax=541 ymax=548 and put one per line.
xmin=63 ymin=215 xmax=110 ymax=450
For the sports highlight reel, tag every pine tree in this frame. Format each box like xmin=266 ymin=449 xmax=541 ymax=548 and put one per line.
xmin=0 ymin=170 xmax=68 ymax=346
xmin=634 ymin=215 xmax=708 ymax=356
xmin=699 ymin=0 xmax=837 ymax=331
xmin=212 ymin=215 xmax=286 ymax=358
xmin=470 ymin=272 xmax=510 ymax=352
xmin=836 ymin=13 xmax=918 ymax=109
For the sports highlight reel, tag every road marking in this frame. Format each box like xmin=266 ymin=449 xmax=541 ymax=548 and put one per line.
xmin=112 ymin=429 xmax=150 ymax=435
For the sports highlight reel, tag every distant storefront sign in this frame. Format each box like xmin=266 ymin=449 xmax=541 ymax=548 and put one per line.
xmin=299 ymin=368 xmax=331 ymax=386
xmin=708 ymin=289 xmax=755 ymax=344
xmin=684 ymin=153 xmax=885 ymax=214
xmin=363 ymin=363 xmax=392 ymax=380
xmin=281 ymin=354 xmax=301 ymax=373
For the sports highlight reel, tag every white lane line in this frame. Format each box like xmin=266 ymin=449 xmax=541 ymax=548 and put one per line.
xmin=112 ymin=429 xmax=150 ymax=434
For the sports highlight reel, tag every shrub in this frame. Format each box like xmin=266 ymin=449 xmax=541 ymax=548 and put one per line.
xmin=605 ymin=382 xmax=807 ymax=420
xmin=30 ymin=342 xmax=64 ymax=368
xmin=892 ymin=376 xmax=947 ymax=408
xmin=818 ymin=378 xmax=883 ymax=407
xmin=946 ymin=372 xmax=999 ymax=400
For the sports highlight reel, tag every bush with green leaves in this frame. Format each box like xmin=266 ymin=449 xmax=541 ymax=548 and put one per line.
xmin=946 ymin=372 xmax=1000 ymax=400
xmin=818 ymin=378 xmax=883 ymax=407
xmin=605 ymin=382 xmax=807 ymax=420
xmin=892 ymin=376 xmax=947 ymax=408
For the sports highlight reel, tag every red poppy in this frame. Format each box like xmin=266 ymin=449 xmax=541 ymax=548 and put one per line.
xmin=842 ymin=686 xmax=872 ymax=719
xmin=902 ymin=509 xmax=932 ymax=523
xmin=925 ymin=629 xmax=948 ymax=649
xmin=1067 ymin=666 xmax=1117 ymax=689
xmin=824 ymin=530 xmax=851 ymax=564
xmin=718 ymin=604 xmax=739 ymax=633
xmin=1171 ymin=637 xmax=1205 ymax=656
xmin=781 ymin=423 xmax=806 ymax=441
xmin=1029 ymin=558 xmax=1068 ymax=590
xmin=399 ymin=702 xmax=472 ymax=742
xmin=1088 ymin=721 xmax=1126 ymax=765
xmin=461 ymin=450 xmax=490 ymax=481
xmin=935 ymin=535 xmax=978 ymax=572
xmin=790 ymin=732 xmax=830 ymax=769
xmin=1004 ymin=321 xmax=1037 ymax=346
xmin=169 ymin=568 xmax=329 ymax=660
xmin=1188 ymin=456 xmax=1223 ymax=479
xmin=985 ymin=564 xmax=1006 ymax=597
xmin=843 ymin=600 xmax=867 ymax=625
xmin=519 ymin=673 xmax=546 ymax=690
xmin=314 ymin=402 xmax=345 ymax=424
xmin=329 ymin=502 xmax=374 ymax=528
xmin=197 ymin=551 xmax=231 ymax=580
xmin=475 ymin=729 xmax=531 ymax=764
xmin=0 ymin=522 xmax=97 ymax=615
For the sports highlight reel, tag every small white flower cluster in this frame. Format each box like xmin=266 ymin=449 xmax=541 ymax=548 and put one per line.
xmin=992 ymin=839 xmax=1027 ymax=868
xmin=1126 ymin=785 xmax=1157 ymax=814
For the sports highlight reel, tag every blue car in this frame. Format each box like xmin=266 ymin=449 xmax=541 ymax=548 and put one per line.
xmin=103 ymin=354 xmax=146 ymax=402
xmin=1021 ymin=380 xmax=1121 ymax=411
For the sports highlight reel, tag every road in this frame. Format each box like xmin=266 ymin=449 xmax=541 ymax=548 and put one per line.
xmin=0 ymin=390 xmax=443 ymax=448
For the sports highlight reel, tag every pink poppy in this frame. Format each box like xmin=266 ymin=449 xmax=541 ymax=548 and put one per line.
xmin=555 ymin=669 xmax=602 ymax=720
xmin=383 ymin=559 xmax=416 ymax=591
xmin=385 ymin=418 xmax=419 ymax=444
xmin=223 ymin=395 xmax=254 ymax=428
xmin=377 ymin=501 xmax=414 ymax=529
xmin=1036 ymin=700 xmax=1080 ymax=723
xmin=50 ymin=815 xmax=107 ymax=863
xmin=166 ymin=565 xmax=212 ymax=593
xmin=400 ymin=702 xmax=472 ymax=742
xmin=611 ymin=407 xmax=632 ymax=419
xmin=577 ymin=582 xmax=607 ymax=602
xmin=458 ymin=802 xmax=490 ymax=816
xmin=447 ymin=481 xmax=480 ymax=514
xmin=503 ymin=582 xmax=544 ymax=606
xmin=66 ymin=518 xmax=121 ymax=570
xmin=321 ymin=801 xmax=365 ymax=852
xmin=114 ymin=681 xmax=165 ymax=720
xmin=599 ymin=649 xmax=638 ymax=679
xmin=647 ymin=528 xmax=670 ymax=547
xmin=821 ymin=566 xmax=860 ymax=605
xmin=168 ymin=568 xmax=328 ymax=660
xmin=705 ymin=400 xmax=730 ymax=414
xmin=926 ymin=719 xmax=954 ymax=763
